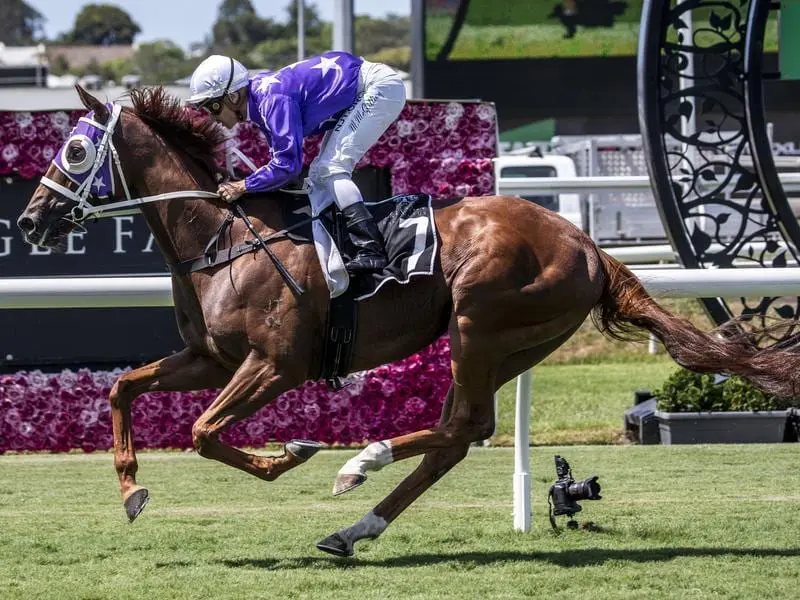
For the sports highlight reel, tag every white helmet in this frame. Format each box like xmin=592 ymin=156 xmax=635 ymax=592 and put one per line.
xmin=186 ymin=55 xmax=250 ymax=105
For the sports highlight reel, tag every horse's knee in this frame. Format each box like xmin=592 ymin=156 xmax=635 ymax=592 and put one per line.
xmin=191 ymin=423 xmax=214 ymax=458
xmin=109 ymin=376 xmax=135 ymax=410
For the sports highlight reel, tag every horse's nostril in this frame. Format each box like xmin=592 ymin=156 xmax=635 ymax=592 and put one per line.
xmin=17 ymin=215 xmax=36 ymax=234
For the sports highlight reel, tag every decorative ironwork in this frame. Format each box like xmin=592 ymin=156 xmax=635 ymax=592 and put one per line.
xmin=639 ymin=0 xmax=800 ymax=342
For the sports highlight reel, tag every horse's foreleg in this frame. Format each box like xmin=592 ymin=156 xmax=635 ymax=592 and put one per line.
xmin=110 ymin=349 xmax=232 ymax=521
xmin=320 ymin=356 xmax=495 ymax=557
xmin=190 ymin=352 xmax=319 ymax=481
xmin=332 ymin=320 xmax=583 ymax=496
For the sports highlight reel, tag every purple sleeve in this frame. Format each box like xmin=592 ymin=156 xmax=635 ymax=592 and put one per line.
xmin=244 ymin=94 xmax=304 ymax=193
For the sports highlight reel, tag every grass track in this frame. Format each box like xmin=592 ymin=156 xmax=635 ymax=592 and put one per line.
xmin=2 ymin=445 xmax=800 ymax=599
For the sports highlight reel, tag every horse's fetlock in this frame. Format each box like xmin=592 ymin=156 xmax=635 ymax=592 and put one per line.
xmin=114 ymin=455 xmax=138 ymax=478
xmin=191 ymin=424 xmax=214 ymax=457
xmin=471 ymin=421 xmax=495 ymax=443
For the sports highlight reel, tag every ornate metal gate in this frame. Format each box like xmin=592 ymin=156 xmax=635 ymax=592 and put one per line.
xmin=639 ymin=0 xmax=800 ymax=337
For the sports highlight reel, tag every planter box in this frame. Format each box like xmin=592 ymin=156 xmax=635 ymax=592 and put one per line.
xmin=655 ymin=410 xmax=789 ymax=444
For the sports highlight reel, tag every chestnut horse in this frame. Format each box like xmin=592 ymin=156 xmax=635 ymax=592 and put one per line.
xmin=17 ymin=87 xmax=800 ymax=557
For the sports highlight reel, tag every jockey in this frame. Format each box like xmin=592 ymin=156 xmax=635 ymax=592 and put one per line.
xmin=185 ymin=51 xmax=407 ymax=274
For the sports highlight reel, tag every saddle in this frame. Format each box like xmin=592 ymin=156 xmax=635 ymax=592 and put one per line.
xmin=281 ymin=192 xmax=438 ymax=387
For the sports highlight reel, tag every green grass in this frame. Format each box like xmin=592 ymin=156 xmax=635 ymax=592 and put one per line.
xmin=426 ymin=19 xmax=642 ymax=59
xmin=494 ymin=359 xmax=677 ymax=445
xmin=424 ymin=15 xmax=780 ymax=60
xmin=2 ymin=446 xmax=800 ymax=599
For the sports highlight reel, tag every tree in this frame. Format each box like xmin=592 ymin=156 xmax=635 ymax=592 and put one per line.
xmin=132 ymin=40 xmax=191 ymax=85
xmin=49 ymin=54 xmax=70 ymax=76
xmin=61 ymin=4 xmax=141 ymax=46
xmin=249 ymin=22 xmax=332 ymax=70
xmin=0 ymin=0 xmax=45 ymax=45
xmin=211 ymin=0 xmax=279 ymax=54
xmin=284 ymin=0 xmax=324 ymax=38
xmin=354 ymin=14 xmax=410 ymax=56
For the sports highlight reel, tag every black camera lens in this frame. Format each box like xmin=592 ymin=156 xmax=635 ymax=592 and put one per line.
xmin=567 ymin=475 xmax=601 ymax=500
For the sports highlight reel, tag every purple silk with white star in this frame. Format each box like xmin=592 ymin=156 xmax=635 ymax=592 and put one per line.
xmin=244 ymin=51 xmax=364 ymax=193
xmin=53 ymin=105 xmax=115 ymax=198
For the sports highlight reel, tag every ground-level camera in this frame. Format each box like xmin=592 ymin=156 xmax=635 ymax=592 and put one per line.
xmin=547 ymin=455 xmax=602 ymax=530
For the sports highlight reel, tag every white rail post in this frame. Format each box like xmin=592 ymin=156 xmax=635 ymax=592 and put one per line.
xmin=513 ymin=368 xmax=533 ymax=532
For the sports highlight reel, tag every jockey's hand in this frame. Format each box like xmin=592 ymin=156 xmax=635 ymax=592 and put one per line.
xmin=217 ymin=180 xmax=247 ymax=203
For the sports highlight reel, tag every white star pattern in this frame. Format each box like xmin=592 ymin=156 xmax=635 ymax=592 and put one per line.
xmin=256 ymin=74 xmax=281 ymax=93
xmin=312 ymin=55 xmax=341 ymax=78
xmin=92 ymin=176 xmax=105 ymax=191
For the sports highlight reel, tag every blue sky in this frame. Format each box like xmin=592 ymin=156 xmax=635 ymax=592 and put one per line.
xmin=28 ymin=0 xmax=411 ymax=50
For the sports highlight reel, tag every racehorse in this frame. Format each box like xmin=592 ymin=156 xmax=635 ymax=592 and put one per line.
xmin=17 ymin=86 xmax=800 ymax=557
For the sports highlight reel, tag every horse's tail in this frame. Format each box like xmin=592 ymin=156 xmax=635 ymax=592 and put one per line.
xmin=592 ymin=249 xmax=800 ymax=398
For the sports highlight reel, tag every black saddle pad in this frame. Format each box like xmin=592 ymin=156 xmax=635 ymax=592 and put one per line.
xmin=281 ymin=193 xmax=438 ymax=301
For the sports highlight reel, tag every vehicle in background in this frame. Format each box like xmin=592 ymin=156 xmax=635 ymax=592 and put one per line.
xmin=494 ymin=153 xmax=584 ymax=232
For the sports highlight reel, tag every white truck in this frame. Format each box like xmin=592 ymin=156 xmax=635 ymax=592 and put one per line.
xmin=494 ymin=153 xmax=584 ymax=232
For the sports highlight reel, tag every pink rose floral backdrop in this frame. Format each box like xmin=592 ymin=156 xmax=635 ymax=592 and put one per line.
xmin=0 ymin=99 xmax=498 ymax=453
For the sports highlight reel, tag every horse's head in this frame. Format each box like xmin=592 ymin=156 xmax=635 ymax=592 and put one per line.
xmin=17 ymin=86 xmax=128 ymax=250
xmin=18 ymin=85 xmax=228 ymax=251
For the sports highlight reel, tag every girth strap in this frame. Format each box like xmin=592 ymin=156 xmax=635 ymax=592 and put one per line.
xmin=174 ymin=240 xmax=259 ymax=276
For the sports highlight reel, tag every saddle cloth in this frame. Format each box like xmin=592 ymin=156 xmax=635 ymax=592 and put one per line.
xmin=282 ymin=191 xmax=438 ymax=301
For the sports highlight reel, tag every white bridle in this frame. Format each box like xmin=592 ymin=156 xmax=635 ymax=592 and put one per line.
xmin=39 ymin=102 xmax=219 ymax=221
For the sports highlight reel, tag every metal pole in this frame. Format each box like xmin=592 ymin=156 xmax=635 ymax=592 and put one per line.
xmin=333 ymin=0 xmax=354 ymax=53
xmin=297 ymin=0 xmax=305 ymax=62
xmin=410 ymin=0 xmax=426 ymax=98
xmin=678 ymin=1 xmax=701 ymax=231
xmin=513 ymin=368 xmax=532 ymax=532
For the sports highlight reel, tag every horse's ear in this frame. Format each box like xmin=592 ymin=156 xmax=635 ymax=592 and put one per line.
xmin=74 ymin=84 xmax=110 ymax=123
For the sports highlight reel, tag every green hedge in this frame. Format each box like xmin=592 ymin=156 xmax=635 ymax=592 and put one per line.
xmin=655 ymin=367 xmax=796 ymax=412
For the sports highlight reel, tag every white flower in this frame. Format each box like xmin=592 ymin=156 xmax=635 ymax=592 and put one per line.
xmin=476 ymin=104 xmax=495 ymax=121
xmin=50 ymin=111 xmax=71 ymax=131
xmin=444 ymin=115 xmax=460 ymax=131
xmin=445 ymin=102 xmax=464 ymax=118
xmin=42 ymin=147 xmax=55 ymax=161
xmin=15 ymin=112 xmax=33 ymax=129
xmin=395 ymin=120 xmax=414 ymax=137
xmin=2 ymin=144 xmax=19 ymax=161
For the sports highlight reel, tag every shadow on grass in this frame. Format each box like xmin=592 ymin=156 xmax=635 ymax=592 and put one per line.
xmin=214 ymin=546 xmax=800 ymax=570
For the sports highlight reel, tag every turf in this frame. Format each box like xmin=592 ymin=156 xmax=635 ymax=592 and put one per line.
xmin=2 ymin=445 xmax=800 ymax=599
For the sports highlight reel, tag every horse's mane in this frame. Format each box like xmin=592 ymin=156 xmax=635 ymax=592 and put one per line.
xmin=127 ymin=86 xmax=227 ymax=180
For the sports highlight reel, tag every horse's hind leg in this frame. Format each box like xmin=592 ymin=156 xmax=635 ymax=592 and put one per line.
xmin=189 ymin=351 xmax=321 ymax=481
xmin=318 ymin=340 xmax=496 ymax=557
xmin=330 ymin=319 xmax=582 ymax=496
xmin=110 ymin=348 xmax=232 ymax=521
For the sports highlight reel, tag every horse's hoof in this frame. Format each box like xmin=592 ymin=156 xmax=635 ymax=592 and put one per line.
xmin=332 ymin=473 xmax=366 ymax=496
xmin=285 ymin=439 xmax=324 ymax=462
xmin=316 ymin=532 xmax=353 ymax=557
xmin=123 ymin=487 xmax=150 ymax=523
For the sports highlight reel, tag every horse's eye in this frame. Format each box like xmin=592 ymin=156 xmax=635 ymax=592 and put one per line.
xmin=68 ymin=146 xmax=86 ymax=163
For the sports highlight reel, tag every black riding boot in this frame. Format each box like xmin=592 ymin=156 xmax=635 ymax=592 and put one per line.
xmin=341 ymin=202 xmax=388 ymax=273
